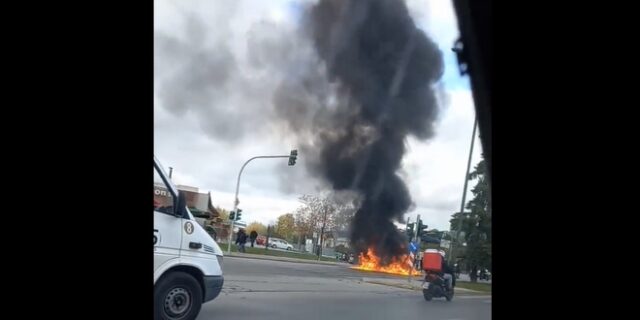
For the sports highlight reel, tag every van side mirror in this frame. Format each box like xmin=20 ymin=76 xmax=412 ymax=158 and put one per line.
xmin=176 ymin=191 xmax=187 ymax=218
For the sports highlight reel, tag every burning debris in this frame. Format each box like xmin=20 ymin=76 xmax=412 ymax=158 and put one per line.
xmin=353 ymin=247 xmax=414 ymax=276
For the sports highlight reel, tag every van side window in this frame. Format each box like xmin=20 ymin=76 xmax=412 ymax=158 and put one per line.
xmin=154 ymin=167 xmax=175 ymax=215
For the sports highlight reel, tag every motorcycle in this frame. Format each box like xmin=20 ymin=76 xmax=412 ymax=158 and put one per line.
xmin=335 ymin=253 xmax=350 ymax=262
xmin=422 ymin=272 xmax=454 ymax=302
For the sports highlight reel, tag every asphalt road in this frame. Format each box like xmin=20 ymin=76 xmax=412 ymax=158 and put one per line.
xmin=197 ymin=257 xmax=491 ymax=320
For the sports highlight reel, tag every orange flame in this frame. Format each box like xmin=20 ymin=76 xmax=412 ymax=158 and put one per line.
xmin=352 ymin=248 xmax=414 ymax=276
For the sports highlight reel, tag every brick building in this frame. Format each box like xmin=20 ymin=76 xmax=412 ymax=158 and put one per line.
xmin=154 ymin=184 xmax=228 ymax=240
xmin=154 ymin=184 xmax=219 ymax=218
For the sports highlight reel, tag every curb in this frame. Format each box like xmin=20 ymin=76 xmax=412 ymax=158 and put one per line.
xmin=361 ymin=278 xmax=487 ymax=295
xmin=226 ymin=252 xmax=344 ymax=266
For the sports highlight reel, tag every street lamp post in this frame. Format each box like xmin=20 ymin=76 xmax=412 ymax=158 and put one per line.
xmin=227 ymin=151 xmax=298 ymax=254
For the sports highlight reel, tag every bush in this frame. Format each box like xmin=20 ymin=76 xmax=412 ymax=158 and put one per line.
xmin=335 ymin=244 xmax=349 ymax=254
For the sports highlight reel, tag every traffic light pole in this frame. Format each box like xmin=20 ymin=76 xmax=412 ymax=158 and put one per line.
xmin=227 ymin=154 xmax=294 ymax=254
xmin=414 ymin=214 xmax=420 ymax=244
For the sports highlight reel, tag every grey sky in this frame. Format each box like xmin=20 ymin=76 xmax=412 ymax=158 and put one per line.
xmin=154 ymin=0 xmax=483 ymax=230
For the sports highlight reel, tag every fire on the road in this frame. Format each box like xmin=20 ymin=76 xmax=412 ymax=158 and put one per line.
xmin=352 ymin=248 xmax=414 ymax=276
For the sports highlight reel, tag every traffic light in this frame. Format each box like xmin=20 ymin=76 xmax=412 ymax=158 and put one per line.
xmin=406 ymin=223 xmax=415 ymax=240
xmin=288 ymin=149 xmax=298 ymax=166
xmin=229 ymin=208 xmax=243 ymax=221
xmin=417 ymin=219 xmax=428 ymax=239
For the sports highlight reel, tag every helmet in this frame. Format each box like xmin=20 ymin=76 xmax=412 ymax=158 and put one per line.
xmin=438 ymin=250 xmax=446 ymax=257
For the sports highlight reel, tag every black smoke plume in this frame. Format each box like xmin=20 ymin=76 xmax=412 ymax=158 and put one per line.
xmin=286 ymin=0 xmax=444 ymax=263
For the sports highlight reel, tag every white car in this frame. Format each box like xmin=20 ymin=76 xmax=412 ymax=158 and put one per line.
xmin=269 ymin=238 xmax=293 ymax=250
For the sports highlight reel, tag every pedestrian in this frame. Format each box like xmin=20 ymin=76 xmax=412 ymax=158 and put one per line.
xmin=249 ymin=230 xmax=258 ymax=248
xmin=235 ymin=228 xmax=248 ymax=253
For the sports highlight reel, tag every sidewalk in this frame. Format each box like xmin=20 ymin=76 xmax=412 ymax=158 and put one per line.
xmin=227 ymin=251 xmax=345 ymax=266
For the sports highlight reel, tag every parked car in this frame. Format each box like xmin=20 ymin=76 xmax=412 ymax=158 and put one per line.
xmin=479 ymin=269 xmax=491 ymax=281
xmin=269 ymin=238 xmax=293 ymax=250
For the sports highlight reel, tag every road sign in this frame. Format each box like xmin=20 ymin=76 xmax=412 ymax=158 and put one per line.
xmin=408 ymin=241 xmax=418 ymax=254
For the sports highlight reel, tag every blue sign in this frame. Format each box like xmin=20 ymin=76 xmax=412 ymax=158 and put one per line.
xmin=409 ymin=241 xmax=418 ymax=253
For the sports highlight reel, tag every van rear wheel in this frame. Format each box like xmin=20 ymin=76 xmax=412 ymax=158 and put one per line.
xmin=155 ymin=271 xmax=202 ymax=320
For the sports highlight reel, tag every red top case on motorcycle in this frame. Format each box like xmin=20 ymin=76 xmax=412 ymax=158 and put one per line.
xmin=422 ymin=252 xmax=443 ymax=272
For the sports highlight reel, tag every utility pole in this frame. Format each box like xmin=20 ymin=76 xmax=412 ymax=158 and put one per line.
xmin=450 ymin=118 xmax=478 ymax=263
xmin=414 ymin=214 xmax=421 ymax=244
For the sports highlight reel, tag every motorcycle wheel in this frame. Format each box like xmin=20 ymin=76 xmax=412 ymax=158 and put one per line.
xmin=422 ymin=289 xmax=433 ymax=301
xmin=446 ymin=290 xmax=454 ymax=302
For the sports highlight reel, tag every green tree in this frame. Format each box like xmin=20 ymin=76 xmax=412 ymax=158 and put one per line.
xmin=333 ymin=204 xmax=356 ymax=231
xmin=292 ymin=193 xmax=355 ymax=251
xmin=294 ymin=206 xmax=312 ymax=248
xmin=450 ymin=157 xmax=491 ymax=282
xmin=300 ymin=194 xmax=337 ymax=233
xmin=275 ymin=213 xmax=296 ymax=241
xmin=215 ymin=206 xmax=230 ymax=221
xmin=246 ymin=221 xmax=267 ymax=236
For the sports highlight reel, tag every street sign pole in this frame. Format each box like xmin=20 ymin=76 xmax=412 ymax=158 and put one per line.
xmin=408 ymin=241 xmax=418 ymax=286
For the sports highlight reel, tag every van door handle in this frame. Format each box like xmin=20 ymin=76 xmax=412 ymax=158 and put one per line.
xmin=189 ymin=242 xmax=202 ymax=249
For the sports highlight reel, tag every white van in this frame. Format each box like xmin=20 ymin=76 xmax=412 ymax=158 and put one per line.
xmin=154 ymin=156 xmax=224 ymax=320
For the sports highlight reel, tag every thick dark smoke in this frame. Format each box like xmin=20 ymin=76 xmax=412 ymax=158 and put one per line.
xmin=277 ymin=0 xmax=444 ymax=263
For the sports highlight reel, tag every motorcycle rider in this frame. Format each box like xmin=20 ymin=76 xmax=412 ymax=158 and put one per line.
xmin=439 ymin=250 xmax=455 ymax=292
